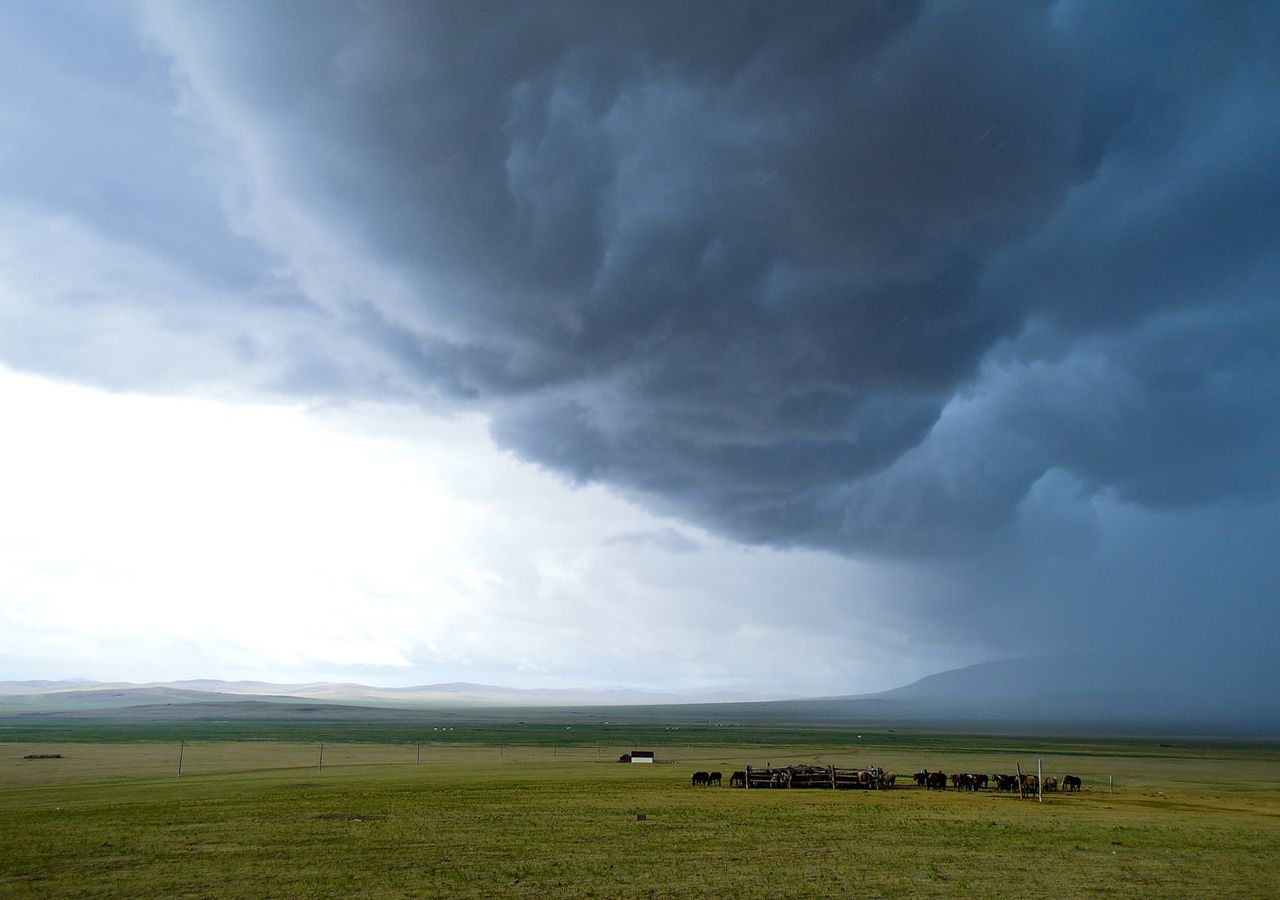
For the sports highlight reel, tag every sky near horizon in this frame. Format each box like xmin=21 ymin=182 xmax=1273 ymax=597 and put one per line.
xmin=1 ymin=1 xmax=1277 ymax=695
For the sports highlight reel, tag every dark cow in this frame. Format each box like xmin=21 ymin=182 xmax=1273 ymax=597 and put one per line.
xmin=927 ymin=771 xmax=948 ymax=791
xmin=914 ymin=770 xmax=928 ymax=787
xmin=692 ymin=771 xmax=710 ymax=787
xmin=729 ymin=770 xmax=746 ymax=788
xmin=708 ymin=771 xmax=722 ymax=787
xmin=1062 ymin=775 xmax=1082 ymax=792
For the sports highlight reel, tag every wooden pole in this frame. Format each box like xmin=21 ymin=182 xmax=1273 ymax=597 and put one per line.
xmin=745 ymin=765 xmax=752 ymax=789
xmin=1016 ymin=762 xmax=1024 ymax=799
xmin=416 ymin=742 xmax=421 ymax=765
xmin=318 ymin=743 xmax=324 ymax=773
xmin=1109 ymin=774 xmax=1113 ymax=793
xmin=176 ymin=740 xmax=185 ymax=780
xmin=1037 ymin=758 xmax=1043 ymax=803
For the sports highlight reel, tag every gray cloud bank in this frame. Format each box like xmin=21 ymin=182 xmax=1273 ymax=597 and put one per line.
xmin=131 ymin=0 xmax=1279 ymax=556
xmin=3 ymin=2 xmax=1278 ymax=672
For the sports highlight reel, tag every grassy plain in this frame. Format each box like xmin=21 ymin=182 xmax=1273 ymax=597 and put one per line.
xmin=1 ymin=726 xmax=1278 ymax=898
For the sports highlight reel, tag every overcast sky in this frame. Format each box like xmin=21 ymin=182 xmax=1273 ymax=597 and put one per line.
xmin=1 ymin=1 xmax=1276 ymax=694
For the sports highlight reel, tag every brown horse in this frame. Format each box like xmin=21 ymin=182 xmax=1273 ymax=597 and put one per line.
xmin=1062 ymin=775 xmax=1082 ymax=792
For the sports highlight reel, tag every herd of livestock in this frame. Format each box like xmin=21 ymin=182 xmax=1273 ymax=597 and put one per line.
xmin=692 ymin=765 xmax=1083 ymax=794
xmin=913 ymin=770 xmax=1082 ymax=793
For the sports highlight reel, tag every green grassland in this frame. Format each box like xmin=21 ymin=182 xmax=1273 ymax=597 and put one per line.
xmin=2 ymin=727 xmax=1278 ymax=898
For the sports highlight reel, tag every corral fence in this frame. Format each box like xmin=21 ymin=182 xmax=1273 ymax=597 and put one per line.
xmin=745 ymin=764 xmax=888 ymax=789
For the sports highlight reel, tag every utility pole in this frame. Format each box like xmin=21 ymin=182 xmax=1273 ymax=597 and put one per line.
xmin=318 ymin=743 xmax=325 ymax=773
xmin=176 ymin=740 xmax=185 ymax=780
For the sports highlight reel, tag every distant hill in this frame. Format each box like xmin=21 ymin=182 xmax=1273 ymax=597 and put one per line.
xmin=214 ymin=681 xmax=722 ymax=706
xmin=0 ymin=685 xmax=310 ymax=713
xmin=0 ymin=679 xmax=788 ymax=711
xmin=846 ymin=653 xmax=1280 ymax=730
xmin=2 ymin=653 xmax=1274 ymax=733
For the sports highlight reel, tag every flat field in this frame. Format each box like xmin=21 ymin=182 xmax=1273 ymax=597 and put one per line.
xmin=1 ymin=728 xmax=1278 ymax=898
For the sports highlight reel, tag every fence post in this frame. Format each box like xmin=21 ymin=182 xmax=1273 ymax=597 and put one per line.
xmin=1037 ymin=758 xmax=1043 ymax=803
xmin=176 ymin=740 xmax=185 ymax=780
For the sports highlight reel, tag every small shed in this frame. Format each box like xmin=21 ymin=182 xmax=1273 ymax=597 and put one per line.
xmin=629 ymin=750 xmax=655 ymax=764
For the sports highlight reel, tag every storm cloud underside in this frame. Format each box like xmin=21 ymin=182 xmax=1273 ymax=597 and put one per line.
xmin=136 ymin=1 xmax=1280 ymax=551
xmin=3 ymin=1 xmax=1278 ymax=677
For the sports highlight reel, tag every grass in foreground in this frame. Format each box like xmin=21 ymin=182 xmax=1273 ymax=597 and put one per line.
xmin=1 ymin=738 xmax=1278 ymax=898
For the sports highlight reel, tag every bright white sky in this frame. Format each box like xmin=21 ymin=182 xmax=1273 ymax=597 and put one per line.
xmin=0 ymin=365 xmax=955 ymax=693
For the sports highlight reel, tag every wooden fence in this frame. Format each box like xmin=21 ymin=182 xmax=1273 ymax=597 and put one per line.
xmin=744 ymin=764 xmax=888 ymax=789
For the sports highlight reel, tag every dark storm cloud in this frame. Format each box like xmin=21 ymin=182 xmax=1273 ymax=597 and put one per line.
xmin=133 ymin=0 xmax=1280 ymax=555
